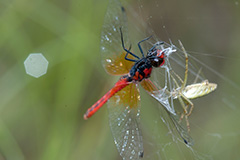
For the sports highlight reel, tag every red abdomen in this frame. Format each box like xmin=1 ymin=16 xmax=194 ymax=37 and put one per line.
xmin=84 ymin=77 xmax=130 ymax=119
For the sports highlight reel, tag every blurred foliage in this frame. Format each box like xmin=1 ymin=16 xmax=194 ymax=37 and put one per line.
xmin=0 ymin=0 xmax=240 ymax=160
xmin=0 ymin=0 xmax=115 ymax=159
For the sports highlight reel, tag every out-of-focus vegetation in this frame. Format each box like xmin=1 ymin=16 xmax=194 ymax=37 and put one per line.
xmin=0 ymin=0 xmax=240 ymax=160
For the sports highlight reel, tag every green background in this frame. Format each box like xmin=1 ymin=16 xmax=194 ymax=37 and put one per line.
xmin=0 ymin=0 xmax=240 ymax=160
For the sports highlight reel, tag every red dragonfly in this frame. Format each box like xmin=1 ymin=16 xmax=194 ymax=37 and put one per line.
xmin=84 ymin=0 xmax=193 ymax=159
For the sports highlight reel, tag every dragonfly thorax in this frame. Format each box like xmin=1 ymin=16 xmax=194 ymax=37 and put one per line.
xmin=127 ymin=49 xmax=165 ymax=82
xmin=128 ymin=57 xmax=152 ymax=82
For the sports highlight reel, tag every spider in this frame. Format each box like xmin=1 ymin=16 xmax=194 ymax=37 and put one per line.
xmin=168 ymin=40 xmax=217 ymax=132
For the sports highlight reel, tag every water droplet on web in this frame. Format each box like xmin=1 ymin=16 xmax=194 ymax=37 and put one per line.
xmin=106 ymin=59 xmax=112 ymax=63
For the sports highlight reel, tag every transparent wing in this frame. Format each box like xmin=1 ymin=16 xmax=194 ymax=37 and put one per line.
xmin=107 ymin=83 xmax=143 ymax=160
xmin=100 ymin=0 xmax=135 ymax=75
xmin=140 ymin=79 xmax=194 ymax=146
xmin=167 ymin=112 xmax=194 ymax=146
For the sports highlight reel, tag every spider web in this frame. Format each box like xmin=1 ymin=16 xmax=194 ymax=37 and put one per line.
xmin=121 ymin=0 xmax=240 ymax=159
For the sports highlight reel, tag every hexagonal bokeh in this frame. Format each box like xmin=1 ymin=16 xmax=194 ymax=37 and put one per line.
xmin=24 ymin=53 xmax=49 ymax=78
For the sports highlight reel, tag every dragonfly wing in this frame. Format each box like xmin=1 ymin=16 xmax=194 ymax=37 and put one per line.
xmin=107 ymin=83 xmax=143 ymax=159
xmin=167 ymin=112 xmax=194 ymax=146
xmin=140 ymin=79 xmax=194 ymax=146
xmin=100 ymin=0 xmax=135 ymax=75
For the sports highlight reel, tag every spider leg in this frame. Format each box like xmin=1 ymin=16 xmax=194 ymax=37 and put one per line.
xmin=169 ymin=41 xmax=188 ymax=89
xmin=178 ymin=96 xmax=188 ymax=115
xmin=177 ymin=95 xmax=191 ymax=132
xmin=179 ymin=91 xmax=194 ymax=114
xmin=179 ymin=112 xmax=185 ymax=122
xmin=177 ymin=103 xmax=191 ymax=132
xmin=183 ymin=97 xmax=194 ymax=117
xmin=178 ymin=40 xmax=195 ymax=118
xmin=178 ymin=40 xmax=189 ymax=91
xmin=177 ymin=41 xmax=195 ymax=117
xmin=185 ymin=114 xmax=191 ymax=132
xmin=169 ymin=41 xmax=193 ymax=132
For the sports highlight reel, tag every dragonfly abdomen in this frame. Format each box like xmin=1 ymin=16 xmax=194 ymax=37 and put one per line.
xmin=84 ymin=77 xmax=130 ymax=119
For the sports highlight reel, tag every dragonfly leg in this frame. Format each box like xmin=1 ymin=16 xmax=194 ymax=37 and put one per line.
xmin=119 ymin=27 xmax=139 ymax=62
xmin=137 ymin=35 xmax=152 ymax=57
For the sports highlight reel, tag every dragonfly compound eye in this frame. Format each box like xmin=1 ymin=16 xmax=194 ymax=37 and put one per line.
xmin=151 ymin=57 xmax=164 ymax=67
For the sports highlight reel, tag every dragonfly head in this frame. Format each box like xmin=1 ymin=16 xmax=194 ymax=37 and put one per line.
xmin=149 ymin=52 xmax=165 ymax=67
